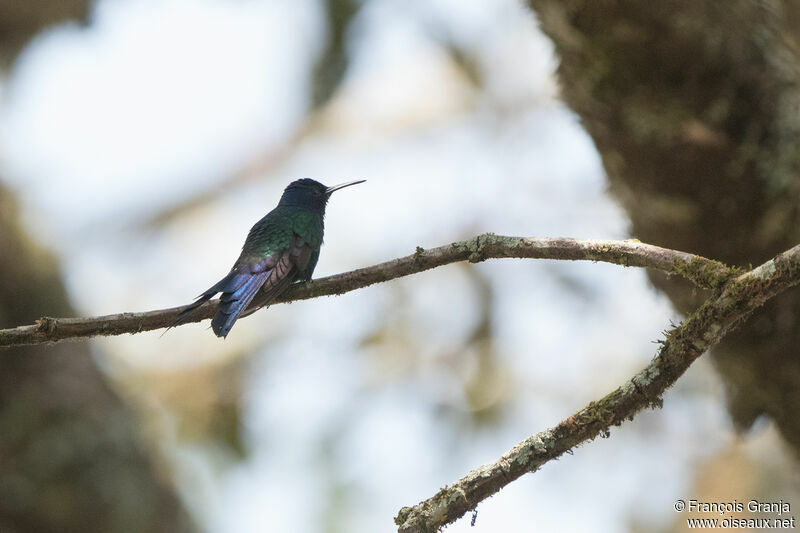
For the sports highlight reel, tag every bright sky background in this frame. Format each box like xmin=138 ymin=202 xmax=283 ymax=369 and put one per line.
xmin=0 ymin=1 xmax=779 ymax=532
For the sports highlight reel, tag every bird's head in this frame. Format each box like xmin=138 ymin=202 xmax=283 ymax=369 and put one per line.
xmin=278 ymin=178 xmax=365 ymax=211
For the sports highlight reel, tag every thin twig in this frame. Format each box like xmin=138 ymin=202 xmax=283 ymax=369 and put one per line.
xmin=0 ymin=234 xmax=733 ymax=348
xmin=394 ymin=243 xmax=800 ymax=533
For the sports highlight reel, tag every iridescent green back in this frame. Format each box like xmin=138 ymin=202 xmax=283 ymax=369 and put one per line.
xmin=239 ymin=205 xmax=324 ymax=279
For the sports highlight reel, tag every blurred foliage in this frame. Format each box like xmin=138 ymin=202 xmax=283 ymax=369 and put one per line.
xmin=140 ymin=0 xmax=362 ymax=230
xmin=529 ymin=0 xmax=800 ymax=458
xmin=360 ymin=263 xmax=514 ymax=429
xmin=424 ymin=19 xmax=484 ymax=92
xmin=449 ymin=264 xmax=514 ymax=426
xmin=0 ymin=183 xmax=194 ymax=533
xmin=117 ymin=356 xmax=248 ymax=461
xmin=312 ymin=0 xmax=360 ymax=107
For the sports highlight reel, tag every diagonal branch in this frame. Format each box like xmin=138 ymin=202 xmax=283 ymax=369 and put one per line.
xmin=0 ymin=234 xmax=734 ymax=348
xmin=394 ymin=243 xmax=800 ymax=533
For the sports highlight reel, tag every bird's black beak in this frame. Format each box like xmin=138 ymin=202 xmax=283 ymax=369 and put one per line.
xmin=325 ymin=180 xmax=366 ymax=195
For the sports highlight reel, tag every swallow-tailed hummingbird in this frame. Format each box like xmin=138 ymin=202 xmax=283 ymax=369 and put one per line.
xmin=173 ymin=178 xmax=365 ymax=338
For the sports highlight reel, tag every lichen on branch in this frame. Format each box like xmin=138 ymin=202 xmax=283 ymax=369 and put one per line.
xmin=0 ymin=234 xmax=731 ymax=347
xmin=394 ymin=242 xmax=800 ymax=533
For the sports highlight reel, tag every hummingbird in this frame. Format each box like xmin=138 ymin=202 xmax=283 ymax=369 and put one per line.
xmin=172 ymin=178 xmax=365 ymax=338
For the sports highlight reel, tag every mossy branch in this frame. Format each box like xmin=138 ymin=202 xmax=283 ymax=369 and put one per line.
xmin=394 ymin=242 xmax=800 ymax=533
xmin=0 ymin=234 xmax=733 ymax=348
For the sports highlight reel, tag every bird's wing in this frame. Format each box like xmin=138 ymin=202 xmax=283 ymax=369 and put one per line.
xmin=168 ymin=255 xmax=276 ymax=333
xmin=238 ymin=233 xmax=314 ymax=319
xmin=211 ymin=257 xmax=275 ymax=338
xmin=170 ymin=234 xmax=314 ymax=338
xmin=167 ymin=265 xmax=255 ymax=331
xmin=289 ymin=233 xmax=314 ymax=273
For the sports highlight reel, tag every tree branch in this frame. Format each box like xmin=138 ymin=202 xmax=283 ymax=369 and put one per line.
xmin=0 ymin=234 xmax=734 ymax=348
xmin=394 ymin=242 xmax=800 ymax=533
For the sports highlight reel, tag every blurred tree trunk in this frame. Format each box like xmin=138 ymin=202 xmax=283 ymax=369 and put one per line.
xmin=0 ymin=3 xmax=193 ymax=531
xmin=0 ymin=184 xmax=194 ymax=533
xmin=528 ymin=0 xmax=800 ymax=454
